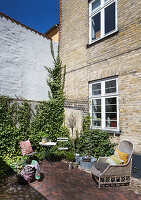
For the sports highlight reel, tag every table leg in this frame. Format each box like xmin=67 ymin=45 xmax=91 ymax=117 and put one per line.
xmin=40 ymin=146 xmax=53 ymax=165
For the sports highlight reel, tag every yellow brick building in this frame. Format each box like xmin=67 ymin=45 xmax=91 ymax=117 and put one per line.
xmin=59 ymin=0 xmax=141 ymax=152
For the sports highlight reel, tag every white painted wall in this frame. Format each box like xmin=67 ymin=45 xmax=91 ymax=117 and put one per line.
xmin=0 ymin=15 xmax=57 ymax=101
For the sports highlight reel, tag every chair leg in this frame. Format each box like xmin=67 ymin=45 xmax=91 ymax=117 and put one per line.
xmin=129 ymin=178 xmax=131 ymax=187
xmin=98 ymin=177 xmax=101 ymax=189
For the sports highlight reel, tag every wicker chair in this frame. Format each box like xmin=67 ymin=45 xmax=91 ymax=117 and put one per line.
xmin=91 ymin=140 xmax=133 ymax=189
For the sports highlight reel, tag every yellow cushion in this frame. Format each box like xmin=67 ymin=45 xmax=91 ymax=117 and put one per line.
xmin=114 ymin=149 xmax=128 ymax=164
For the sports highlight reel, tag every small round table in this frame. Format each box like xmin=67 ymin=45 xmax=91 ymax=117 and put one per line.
xmin=39 ymin=142 xmax=56 ymax=165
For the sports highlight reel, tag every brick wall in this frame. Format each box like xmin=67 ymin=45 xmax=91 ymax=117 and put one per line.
xmin=60 ymin=0 xmax=141 ymax=152
xmin=0 ymin=13 xmax=57 ymax=101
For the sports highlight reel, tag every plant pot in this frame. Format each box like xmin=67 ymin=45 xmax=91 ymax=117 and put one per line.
xmin=75 ymin=153 xmax=80 ymax=165
xmin=82 ymin=158 xmax=91 ymax=162
xmin=80 ymin=156 xmax=96 ymax=170
xmin=72 ymin=162 xmax=78 ymax=169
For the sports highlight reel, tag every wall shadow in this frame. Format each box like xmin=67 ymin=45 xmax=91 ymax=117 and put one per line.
xmin=0 ymin=157 xmax=15 ymax=183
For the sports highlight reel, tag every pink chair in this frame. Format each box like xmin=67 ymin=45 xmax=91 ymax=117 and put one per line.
xmin=20 ymin=140 xmax=37 ymax=164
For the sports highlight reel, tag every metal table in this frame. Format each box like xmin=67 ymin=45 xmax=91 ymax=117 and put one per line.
xmin=39 ymin=142 xmax=56 ymax=165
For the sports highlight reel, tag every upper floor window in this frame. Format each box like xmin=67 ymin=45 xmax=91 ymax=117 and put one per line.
xmin=89 ymin=0 xmax=118 ymax=44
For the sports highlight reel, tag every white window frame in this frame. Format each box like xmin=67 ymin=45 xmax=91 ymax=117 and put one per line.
xmin=89 ymin=0 xmax=118 ymax=44
xmin=89 ymin=77 xmax=119 ymax=131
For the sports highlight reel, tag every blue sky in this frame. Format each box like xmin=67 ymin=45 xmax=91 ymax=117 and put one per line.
xmin=0 ymin=0 xmax=59 ymax=33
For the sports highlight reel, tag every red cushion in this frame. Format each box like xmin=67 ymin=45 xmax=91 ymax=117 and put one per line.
xmin=20 ymin=140 xmax=33 ymax=156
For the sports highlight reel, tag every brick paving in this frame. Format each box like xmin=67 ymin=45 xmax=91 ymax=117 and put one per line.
xmin=1 ymin=161 xmax=141 ymax=200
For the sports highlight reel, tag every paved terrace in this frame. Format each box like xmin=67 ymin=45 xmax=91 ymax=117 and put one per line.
xmin=0 ymin=161 xmax=141 ymax=200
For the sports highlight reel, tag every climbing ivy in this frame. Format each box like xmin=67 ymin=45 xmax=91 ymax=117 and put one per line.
xmin=30 ymin=41 xmax=67 ymax=144
xmin=0 ymin=97 xmax=33 ymax=157
xmin=0 ymin=41 xmax=69 ymax=160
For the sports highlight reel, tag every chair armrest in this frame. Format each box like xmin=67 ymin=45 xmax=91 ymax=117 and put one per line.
xmin=101 ymin=162 xmax=131 ymax=176
xmin=97 ymin=157 xmax=108 ymax=163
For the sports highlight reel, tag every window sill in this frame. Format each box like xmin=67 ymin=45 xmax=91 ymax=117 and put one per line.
xmin=90 ymin=127 xmax=121 ymax=135
xmin=86 ymin=30 xmax=119 ymax=49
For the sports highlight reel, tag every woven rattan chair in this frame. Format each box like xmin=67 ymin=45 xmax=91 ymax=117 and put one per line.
xmin=91 ymin=140 xmax=133 ymax=189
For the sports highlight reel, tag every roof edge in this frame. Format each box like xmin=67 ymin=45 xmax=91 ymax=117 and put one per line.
xmin=0 ymin=12 xmax=50 ymax=40
xmin=45 ymin=24 xmax=59 ymax=35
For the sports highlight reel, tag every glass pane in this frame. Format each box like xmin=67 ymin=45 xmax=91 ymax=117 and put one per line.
xmin=92 ymin=99 xmax=101 ymax=106
xmin=105 ymin=97 xmax=116 ymax=105
xmin=92 ymin=12 xmax=101 ymax=40
xmin=93 ymin=112 xmax=101 ymax=120
xmin=105 ymin=2 xmax=115 ymax=34
xmin=92 ymin=0 xmax=100 ymax=11
xmin=93 ymin=105 xmax=101 ymax=112
xmin=92 ymin=83 xmax=101 ymax=95
xmin=93 ymin=120 xmax=101 ymax=126
xmin=93 ymin=112 xmax=101 ymax=119
xmin=106 ymin=120 xmax=117 ymax=127
xmin=105 ymin=88 xmax=116 ymax=93
xmin=92 ymin=99 xmax=101 ymax=127
xmin=106 ymin=113 xmax=117 ymax=120
xmin=106 ymin=105 xmax=117 ymax=112
xmin=93 ymin=83 xmax=101 ymax=90
xmin=105 ymin=97 xmax=117 ymax=128
xmin=105 ymin=79 xmax=116 ymax=93
xmin=105 ymin=80 xmax=116 ymax=88
xmin=92 ymin=100 xmax=101 ymax=114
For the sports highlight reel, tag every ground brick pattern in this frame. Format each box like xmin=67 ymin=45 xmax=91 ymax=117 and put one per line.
xmin=1 ymin=161 xmax=141 ymax=200
xmin=31 ymin=161 xmax=141 ymax=200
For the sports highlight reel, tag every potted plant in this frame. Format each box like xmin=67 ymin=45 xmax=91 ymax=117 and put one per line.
xmin=75 ymin=153 xmax=80 ymax=165
xmin=79 ymin=136 xmax=96 ymax=170
xmin=80 ymin=155 xmax=96 ymax=170
xmin=66 ymin=152 xmax=77 ymax=169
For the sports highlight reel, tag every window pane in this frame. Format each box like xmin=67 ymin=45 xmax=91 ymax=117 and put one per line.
xmin=105 ymin=97 xmax=117 ymax=128
xmin=92 ymin=0 xmax=100 ymax=11
xmin=92 ymin=83 xmax=101 ymax=95
xmin=106 ymin=97 xmax=116 ymax=105
xmin=93 ymin=105 xmax=101 ymax=112
xmin=105 ymin=80 xmax=116 ymax=88
xmin=105 ymin=79 xmax=116 ymax=93
xmin=92 ymin=12 xmax=101 ymax=40
xmin=106 ymin=113 xmax=117 ymax=120
xmin=106 ymin=88 xmax=116 ymax=93
xmin=93 ymin=112 xmax=101 ymax=119
xmin=92 ymin=99 xmax=101 ymax=127
xmin=105 ymin=2 xmax=115 ymax=34
xmin=92 ymin=99 xmax=101 ymax=106
xmin=93 ymin=83 xmax=101 ymax=90
xmin=93 ymin=120 xmax=101 ymax=126
xmin=106 ymin=105 xmax=117 ymax=112
xmin=106 ymin=120 xmax=117 ymax=127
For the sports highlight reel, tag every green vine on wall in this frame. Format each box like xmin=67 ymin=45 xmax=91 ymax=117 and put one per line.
xmin=0 ymin=41 xmax=68 ymax=159
xmin=30 ymin=41 xmax=67 ymax=143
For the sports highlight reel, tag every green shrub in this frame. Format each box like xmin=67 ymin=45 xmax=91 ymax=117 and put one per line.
xmin=65 ymin=152 xmax=75 ymax=162
xmin=76 ymin=115 xmax=115 ymax=158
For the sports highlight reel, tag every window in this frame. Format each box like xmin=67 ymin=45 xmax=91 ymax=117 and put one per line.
xmin=89 ymin=77 xmax=119 ymax=131
xmin=89 ymin=0 xmax=118 ymax=43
